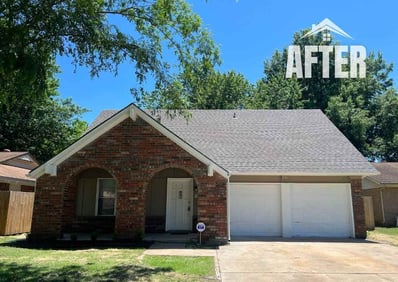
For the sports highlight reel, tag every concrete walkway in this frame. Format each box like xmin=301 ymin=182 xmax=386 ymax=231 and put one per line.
xmin=217 ymin=240 xmax=398 ymax=281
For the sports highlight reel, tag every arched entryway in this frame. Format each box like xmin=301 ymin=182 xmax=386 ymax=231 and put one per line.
xmin=145 ymin=168 xmax=198 ymax=233
xmin=64 ymin=168 xmax=117 ymax=234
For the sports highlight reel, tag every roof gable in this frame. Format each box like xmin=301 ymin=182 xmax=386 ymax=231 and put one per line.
xmin=29 ymin=104 xmax=228 ymax=178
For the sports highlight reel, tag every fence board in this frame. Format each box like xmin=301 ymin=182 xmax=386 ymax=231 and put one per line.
xmin=363 ymin=196 xmax=375 ymax=231
xmin=0 ymin=191 xmax=34 ymax=235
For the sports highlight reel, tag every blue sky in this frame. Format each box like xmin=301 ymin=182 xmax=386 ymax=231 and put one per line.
xmin=56 ymin=0 xmax=398 ymax=123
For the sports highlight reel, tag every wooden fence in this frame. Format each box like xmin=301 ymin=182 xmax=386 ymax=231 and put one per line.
xmin=0 ymin=191 xmax=35 ymax=235
xmin=363 ymin=196 xmax=375 ymax=231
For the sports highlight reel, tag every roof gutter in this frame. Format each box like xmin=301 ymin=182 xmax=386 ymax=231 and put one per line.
xmin=230 ymin=171 xmax=379 ymax=177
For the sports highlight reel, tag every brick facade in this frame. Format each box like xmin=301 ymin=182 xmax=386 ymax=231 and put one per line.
xmin=350 ymin=177 xmax=367 ymax=239
xmin=31 ymin=117 xmax=228 ymax=242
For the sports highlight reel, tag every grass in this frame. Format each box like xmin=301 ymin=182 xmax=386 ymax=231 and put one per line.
xmin=367 ymin=227 xmax=398 ymax=246
xmin=0 ymin=235 xmax=216 ymax=281
xmin=143 ymin=256 xmax=215 ymax=276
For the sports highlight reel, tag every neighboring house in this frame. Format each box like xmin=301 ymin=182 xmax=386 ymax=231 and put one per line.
xmin=0 ymin=151 xmax=38 ymax=192
xmin=0 ymin=150 xmax=38 ymax=235
xmin=29 ymin=104 xmax=377 ymax=242
xmin=363 ymin=163 xmax=398 ymax=226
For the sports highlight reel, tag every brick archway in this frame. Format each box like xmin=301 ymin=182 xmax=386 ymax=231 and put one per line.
xmin=145 ymin=167 xmax=198 ymax=233
xmin=62 ymin=167 xmax=117 ymax=234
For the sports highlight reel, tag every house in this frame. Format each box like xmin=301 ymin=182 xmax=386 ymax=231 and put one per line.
xmin=0 ymin=151 xmax=38 ymax=192
xmin=0 ymin=150 xmax=38 ymax=235
xmin=28 ymin=104 xmax=377 ymax=242
xmin=363 ymin=163 xmax=398 ymax=226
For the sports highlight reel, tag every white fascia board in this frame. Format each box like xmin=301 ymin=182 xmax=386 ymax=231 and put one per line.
xmin=230 ymin=171 xmax=380 ymax=177
xmin=0 ymin=176 xmax=35 ymax=185
xmin=29 ymin=104 xmax=229 ymax=179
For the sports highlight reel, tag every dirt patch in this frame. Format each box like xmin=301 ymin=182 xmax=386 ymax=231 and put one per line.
xmin=367 ymin=232 xmax=398 ymax=246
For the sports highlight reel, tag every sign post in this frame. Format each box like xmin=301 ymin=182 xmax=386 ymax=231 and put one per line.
xmin=196 ymin=222 xmax=206 ymax=246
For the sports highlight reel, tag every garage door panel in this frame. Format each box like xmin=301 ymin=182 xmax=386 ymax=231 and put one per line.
xmin=290 ymin=184 xmax=353 ymax=237
xmin=230 ymin=184 xmax=282 ymax=237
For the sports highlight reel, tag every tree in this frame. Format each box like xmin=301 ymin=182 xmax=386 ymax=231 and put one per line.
xmin=248 ymin=51 xmax=303 ymax=109
xmin=253 ymin=29 xmax=398 ymax=160
xmin=369 ymin=88 xmax=398 ymax=161
xmin=0 ymin=0 xmax=220 ymax=109
xmin=188 ymin=70 xmax=253 ymax=109
xmin=0 ymin=63 xmax=87 ymax=163
xmin=143 ymin=69 xmax=253 ymax=114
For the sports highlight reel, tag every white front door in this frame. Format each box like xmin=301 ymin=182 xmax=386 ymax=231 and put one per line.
xmin=165 ymin=178 xmax=193 ymax=231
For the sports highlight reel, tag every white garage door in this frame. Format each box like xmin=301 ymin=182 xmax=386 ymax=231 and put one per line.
xmin=229 ymin=183 xmax=354 ymax=238
xmin=290 ymin=184 xmax=353 ymax=237
xmin=230 ymin=183 xmax=282 ymax=237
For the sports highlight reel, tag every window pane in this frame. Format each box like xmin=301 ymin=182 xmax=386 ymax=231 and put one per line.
xmin=98 ymin=198 xmax=115 ymax=216
xmin=99 ymin=186 xmax=115 ymax=198
xmin=98 ymin=179 xmax=116 ymax=216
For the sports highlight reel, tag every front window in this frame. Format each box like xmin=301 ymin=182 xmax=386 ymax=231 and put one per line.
xmin=97 ymin=178 xmax=116 ymax=216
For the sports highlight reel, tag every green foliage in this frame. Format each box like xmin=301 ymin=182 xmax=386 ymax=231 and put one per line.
xmin=369 ymin=89 xmax=398 ymax=161
xmin=326 ymin=95 xmax=373 ymax=153
xmin=0 ymin=0 xmax=219 ymax=109
xmin=1 ymin=0 xmax=218 ymax=162
xmin=249 ymin=51 xmax=303 ymax=109
xmin=188 ymin=70 xmax=253 ymax=109
xmin=0 ymin=63 xmax=87 ymax=163
xmin=250 ymin=29 xmax=398 ymax=161
xmin=144 ymin=70 xmax=252 ymax=111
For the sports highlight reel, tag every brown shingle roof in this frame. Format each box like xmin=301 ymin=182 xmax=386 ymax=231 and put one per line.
xmin=368 ymin=163 xmax=398 ymax=184
xmin=0 ymin=151 xmax=28 ymax=163
xmin=89 ymin=108 xmax=375 ymax=175
xmin=0 ymin=164 xmax=35 ymax=183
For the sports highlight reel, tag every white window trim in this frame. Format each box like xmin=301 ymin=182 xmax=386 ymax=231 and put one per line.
xmin=95 ymin=178 xmax=116 ymax=216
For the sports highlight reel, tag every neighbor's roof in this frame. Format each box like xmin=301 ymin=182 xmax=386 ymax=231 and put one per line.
xmin=0 ymin=164 xmax=35 ymax=183
xmin=368 ymin=163 xmax=398 ymax=184
xmin=86 ymin=110 xmax=118 ymax=133
xmin=0 ymin=151 xmax=28 ymax=163
xmin=87 ymin=107 xmax=376 ymax=175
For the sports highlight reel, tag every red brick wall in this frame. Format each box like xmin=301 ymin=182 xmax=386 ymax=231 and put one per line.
xmin=0 ymin=182 xmax=10 ymax=191
xmin=351 ymin=178 xmax=367 ymax=239
xmin=21 ymin=185 xmax=35 ymax=192
xmin=31 ymin=117 xmax=228 ymax=242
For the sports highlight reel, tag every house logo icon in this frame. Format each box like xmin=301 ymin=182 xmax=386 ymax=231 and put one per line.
xmin=301 ymin=18 xmax=352 ymax=42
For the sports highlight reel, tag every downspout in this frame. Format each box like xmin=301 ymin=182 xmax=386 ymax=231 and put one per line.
xmin=380 ymin=188 xmax=386 ymax=225
xmin=227 ymin=172 xmax=231 ymax=241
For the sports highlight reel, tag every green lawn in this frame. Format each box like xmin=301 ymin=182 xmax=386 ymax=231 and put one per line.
xmin=372 ymin=227 xmax=398 ymax=236
xmin=0 ymin=235 xmax=216 ymax=281
xmin=368 ymin=227 xmax=398 ymax=246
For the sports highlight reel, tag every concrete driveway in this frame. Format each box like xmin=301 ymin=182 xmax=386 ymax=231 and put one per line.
xmin=216 ymin=239 xmax=398 ymax=281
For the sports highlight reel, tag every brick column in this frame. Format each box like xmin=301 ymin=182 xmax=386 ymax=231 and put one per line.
xmin=351 ymin=178 xmax=366 ymax=239
xmin=197 ymin=173 xmax=228 ymax=244
xmin=114 ymin=175 xmax=146 ymax=240
xmin=30 ymin=176 xmax=63 ymax=240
